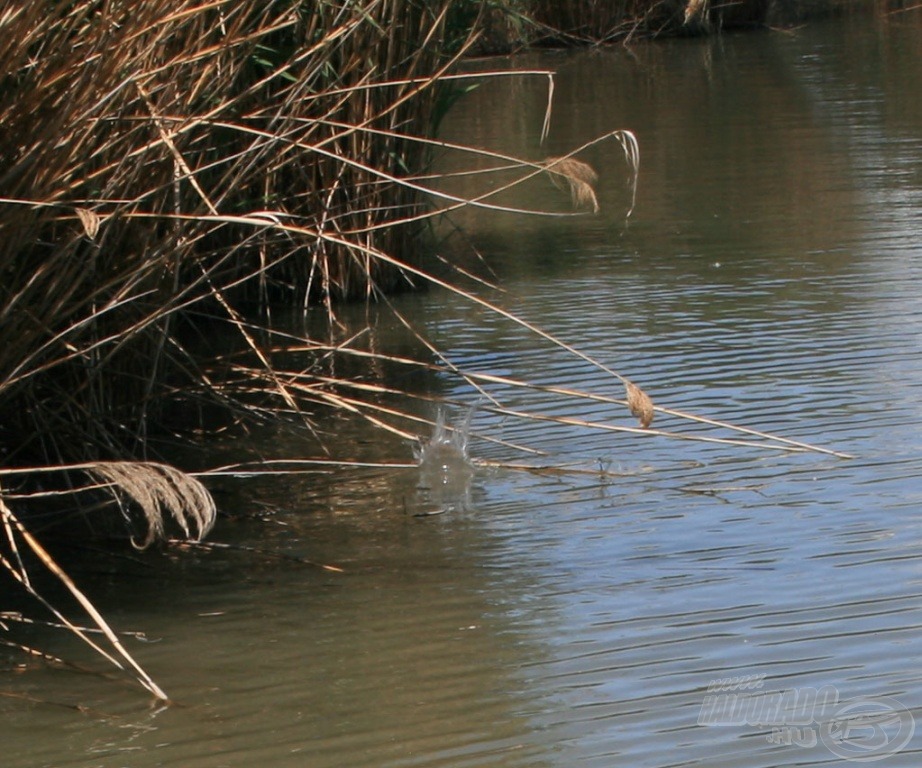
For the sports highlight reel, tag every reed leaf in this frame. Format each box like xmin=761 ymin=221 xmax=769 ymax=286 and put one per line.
xmin=684 ymin=0 xmax=709 ymax=25
xmin=74 ymin=208 xmax=101 ymax=240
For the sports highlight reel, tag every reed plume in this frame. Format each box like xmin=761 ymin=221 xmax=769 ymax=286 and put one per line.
xmin=543 ymin=156 xmax=601 ymax=213
xmin=87 ymin=462 xmax=216 ymax=548
xmin=624 ymin=380 xmax=655 ymax=429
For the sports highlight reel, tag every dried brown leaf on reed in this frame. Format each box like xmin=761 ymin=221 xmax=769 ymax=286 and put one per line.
xmin=624 ymin=379 xmax=655 ymax=429
xmin=543 ymin=156 xmax=600 ymax=213
xmin=74 ymin=208 xmax=101 ymax=240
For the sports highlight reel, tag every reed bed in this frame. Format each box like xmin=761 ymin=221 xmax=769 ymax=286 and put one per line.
xmin=0 ymin=0 xmax=474 ymax=464
xmin=0 ymin=0 xmax=482 ymax=701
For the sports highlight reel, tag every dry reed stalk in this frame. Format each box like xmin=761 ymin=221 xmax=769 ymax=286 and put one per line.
xmin=214 ymin=315 xmax=849 ymax=459
xmin=215 ymin=250 xmax=850 ymax=459
xmin=0 ymin=461 xmax=216 ymax=698
xmin=173 ymin=539 xmax=345 ymax=574
xmin=200 ymin=459 xmax=419 ymax=476
xmin=449 ymin=370 xmax=853 ymax=457
xmin=181 ymin=198 xmax=853 ymax=460
xmin=1 ymin=487 xmax=169 ymax=700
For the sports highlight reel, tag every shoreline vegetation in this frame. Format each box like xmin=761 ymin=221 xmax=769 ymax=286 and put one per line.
xmin=464 ymin=0 xmax=898 ymax=53
xmin=0 ymin=1 xmax=879 ymax=700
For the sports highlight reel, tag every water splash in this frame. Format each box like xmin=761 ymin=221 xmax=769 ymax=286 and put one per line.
xmin=414 ymin=406 xmax=476 ymax=514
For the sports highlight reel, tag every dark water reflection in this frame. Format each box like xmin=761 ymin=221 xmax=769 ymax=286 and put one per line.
xmin=5 ymin=13 xmax=922 ymax=768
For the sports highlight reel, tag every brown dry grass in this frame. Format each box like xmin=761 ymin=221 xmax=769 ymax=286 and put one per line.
xmin=0 ymin=1 xmax=470 ymax=463
xmin=625 ymin=380 xmax=656 ymax=429
xmin=544 ymin=156 xmax=601 ymax=213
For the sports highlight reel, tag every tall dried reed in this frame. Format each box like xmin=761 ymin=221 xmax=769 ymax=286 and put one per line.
xmin=0 ymin=1 xmax=474 ymax=462
xmin=0 ymin=0 xmax=481 ymax=700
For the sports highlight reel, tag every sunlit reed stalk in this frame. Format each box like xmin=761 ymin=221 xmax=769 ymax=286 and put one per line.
xmin=1 ymin=482 xmax=175 ymax=701
xmin=186 ymin=215 xmax=850 ymax=458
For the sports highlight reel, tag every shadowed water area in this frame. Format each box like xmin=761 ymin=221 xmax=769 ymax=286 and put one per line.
xmin=4 ymin=14 xmax=922 ymax=767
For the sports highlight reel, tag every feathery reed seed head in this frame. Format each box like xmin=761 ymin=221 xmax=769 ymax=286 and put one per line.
xmin=543 ymin=156 xmax=600 ymax=213
xmin=625 ymin=379 xmax=655 ymax=429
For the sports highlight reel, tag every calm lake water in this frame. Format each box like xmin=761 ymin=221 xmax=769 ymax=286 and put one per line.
xmin=4 ymin=13 xmax=922 ymax=767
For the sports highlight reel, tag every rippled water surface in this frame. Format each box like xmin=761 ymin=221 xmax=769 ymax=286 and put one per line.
xmin=5 ymin=14 xmax=922 ymax=768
